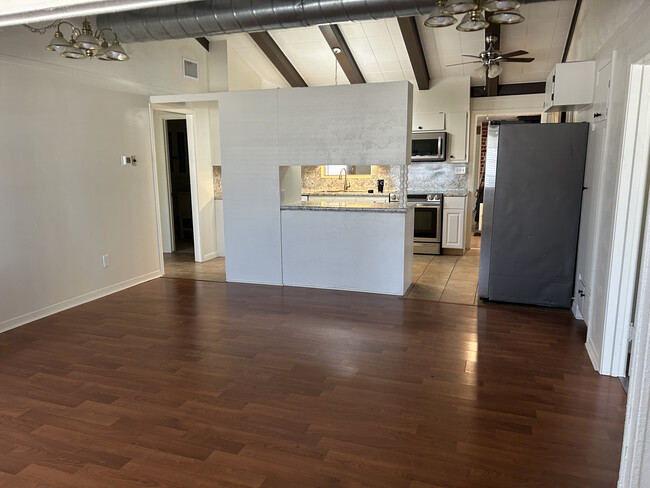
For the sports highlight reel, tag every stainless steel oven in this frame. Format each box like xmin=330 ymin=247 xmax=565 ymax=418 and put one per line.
xmin=409 ymin=194 xmax=443 ymax=255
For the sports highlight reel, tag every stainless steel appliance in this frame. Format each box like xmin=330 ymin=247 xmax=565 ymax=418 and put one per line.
xmin=411 ymin=131 xmax=447 ymax=162
xmin=478 ymin=121 xmax=589 ymax=308
xmin=409 ymin=193 xmax=443 ymax=255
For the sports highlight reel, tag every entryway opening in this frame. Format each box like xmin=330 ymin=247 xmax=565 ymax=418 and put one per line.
xmin=166 ymin=119 xmax=194 ymax=255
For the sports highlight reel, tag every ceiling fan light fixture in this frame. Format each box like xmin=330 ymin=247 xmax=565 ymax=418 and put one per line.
xmin=482 ymin=0 xmax=520 ymax=12
xmin=441 ymin=1 xmax=478 ymax=15
xmin=457 ymin=11 xmax=489 ymax=32
xmin=424 ymin=5 xmax=457 ymax=28
xmin=487 ymin=62 xmax=503 ymax=78
xmin=489 ymin=10 xmax=525 ymax=24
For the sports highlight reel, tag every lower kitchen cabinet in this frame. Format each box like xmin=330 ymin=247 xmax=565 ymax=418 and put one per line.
xmin=442 ymin=196 xmax=466 ymax=250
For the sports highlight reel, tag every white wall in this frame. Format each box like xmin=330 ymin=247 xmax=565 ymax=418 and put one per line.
xmin=565 ymin=2 xmax=650 ymax=374
xmin=0 ymin=23 xmax=214 ymax=331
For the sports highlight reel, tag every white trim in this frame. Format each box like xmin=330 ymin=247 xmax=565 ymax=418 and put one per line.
xmin=203 ymin=251 xmax=218 ymax=261
xmin=601 ymin=63 xmax=650 ymax=376
xmin=184 ymin=114 xmax=204 ymax=263
xmin=148 ymin=105 xmax=166 ymax=275
xmin=586 ymin=338 xmax=602 ymax=372
xmin=618 ymin=145 xmax=650 ymax=488
xmin=0 ymin=271 xmax=162 ymax=335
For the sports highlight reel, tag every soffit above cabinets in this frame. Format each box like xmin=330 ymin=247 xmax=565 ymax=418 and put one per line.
xmin=212 ymin=0 xmax=577 ymax=89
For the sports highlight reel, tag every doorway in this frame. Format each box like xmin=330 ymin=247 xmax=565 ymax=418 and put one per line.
xmin=166 ymin=119 xmax=194 ymax=254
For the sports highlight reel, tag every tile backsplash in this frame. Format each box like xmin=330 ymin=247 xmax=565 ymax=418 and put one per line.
xmin=407 ymin=162 xmax=468 ymax=195
xmin=301 ymin=165 xmax=401 ymax=193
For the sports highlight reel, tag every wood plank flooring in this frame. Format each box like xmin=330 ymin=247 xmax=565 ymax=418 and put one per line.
xmin=0 ymin=278 xmax=626 ymax=487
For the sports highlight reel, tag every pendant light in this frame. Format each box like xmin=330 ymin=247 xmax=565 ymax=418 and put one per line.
xmin=457 ymin=10 xmax=490 ymax=32
xmin=424 ymin=1 xmax=457 ymax=28
xmin=441 ymin=1 xmax=479 ymax=15
xmin=483 ymin=0 xmax=520 ymax=12
xmin=489 ymin=10 xmax=525 ymax=24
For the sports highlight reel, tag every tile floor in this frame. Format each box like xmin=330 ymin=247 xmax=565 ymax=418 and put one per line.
xmin=405 ymin=235 xmax=481 ymax=305
xmin=163 ymin=253 xmax=226 ymax=282
xmin=163 ymin=235 xmax=482 ymax=305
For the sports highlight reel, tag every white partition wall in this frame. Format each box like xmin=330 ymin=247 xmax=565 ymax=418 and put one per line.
xmin=219 ymin=90 xmax=283 ymax=285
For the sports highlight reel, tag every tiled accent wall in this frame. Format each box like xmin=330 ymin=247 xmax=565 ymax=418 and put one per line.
xmin=301 ymin=166 xmax=401 ymax=193
xmin=213 ymin=166 xmax=222 ymax=198
xmin=479 ymin=122 xmax=488 ymax=187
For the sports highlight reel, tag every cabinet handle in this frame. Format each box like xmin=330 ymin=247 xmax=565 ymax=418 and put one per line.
xmin=449 ymin=155 xmax=455 ymax=159
xmin=594 ymin=112 xmax=602 ymax=118
xmin=578 ymin=289 xmax=585 ymax=297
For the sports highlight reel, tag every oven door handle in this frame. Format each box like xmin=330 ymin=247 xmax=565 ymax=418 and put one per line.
xmin=414 ymin=203 xmax=441 ymax=207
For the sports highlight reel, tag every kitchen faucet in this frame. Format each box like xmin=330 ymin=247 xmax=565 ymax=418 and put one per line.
xmin=338 ymin=168 xmax=351 ymax=191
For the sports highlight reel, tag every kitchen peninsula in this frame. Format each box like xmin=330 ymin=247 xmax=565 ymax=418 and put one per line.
xmin=281 ymin=197 xmax=413 ymax=296
xmin=153 ymin=80 xmax=414 ymax=295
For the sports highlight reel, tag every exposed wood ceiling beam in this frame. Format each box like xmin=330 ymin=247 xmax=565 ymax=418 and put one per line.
xmin=397 ymin=16 xmax=430 ymax=91
xmin=562 ymin=0 xmax=582 ymax=62
xmin=485 ymin=18 xmax=500 ymax=97
xmin=195 ymin=37 xmax=209 ymax=52
xmin=249 ymin=31 xmax=308 ymax=88
xmin=319 ymin=24 xmax=366 ymax=84
xmin=470 ymin=82 xmax=546 ymax=98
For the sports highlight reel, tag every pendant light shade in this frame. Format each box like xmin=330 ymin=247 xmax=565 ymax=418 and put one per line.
xmin=73 ymin=19 xmax=101 ymax=50
xmin=425 ymin=2 xmax=457 ymax=28
xmin=441 ymin=1 xmax=478 ymax=15
xmin=457 ymin=10 xmax=489 ymax=32
xmin=61 ymin=36 xmax=88 ymax=59
xmin=489 ymin=10 xmax=525 ymax=24
xmin=45 ymin=30 xmax=69 ymax=53
xmin=103 ymin=39 xmax=129 ymax=61
xmin=483 ymin=0 xmax=520 ymax=12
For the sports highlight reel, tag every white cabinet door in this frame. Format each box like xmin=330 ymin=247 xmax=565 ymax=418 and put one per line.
xmin=593 ymin=59 xmax=612 ymax=125
xmin=442 ymin=209 xmax=463 ymax=248
xmin=447 ymin=111 xmax=468 ymax=162
xmin=442 ymin=196 xmax=466 ymax=249
xmin=413 ymin=112 xmax=445 ymax=131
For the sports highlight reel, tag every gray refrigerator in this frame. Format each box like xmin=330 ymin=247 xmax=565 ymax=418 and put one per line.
xmin=478 ymin=122 xmax=589 ymax=308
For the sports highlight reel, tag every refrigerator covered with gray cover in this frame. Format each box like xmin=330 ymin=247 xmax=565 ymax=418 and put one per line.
xmin=478 ymin=122 xmax=589 ymax=308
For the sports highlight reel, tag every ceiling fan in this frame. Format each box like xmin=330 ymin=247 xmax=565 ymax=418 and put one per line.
xmin=447 ymin=35 xmax=535 ymax=78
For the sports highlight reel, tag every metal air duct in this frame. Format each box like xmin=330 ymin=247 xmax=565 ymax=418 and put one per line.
xmin=96 ymin=0 xmax=442 ymax=43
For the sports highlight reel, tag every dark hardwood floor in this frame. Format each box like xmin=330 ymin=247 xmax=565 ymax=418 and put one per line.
xmin=0 ymin=278 xmax=626 ymax=487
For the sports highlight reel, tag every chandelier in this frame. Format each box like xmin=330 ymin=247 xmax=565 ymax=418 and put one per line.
xmin=25 ymin=18 xmax=129 ymax=61
xmin=424 ymin=0 xmax=524 ymax=31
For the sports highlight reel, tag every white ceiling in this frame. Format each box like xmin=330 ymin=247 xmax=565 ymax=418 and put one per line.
xmin=213 ymin=0 xmax=577 ymax=89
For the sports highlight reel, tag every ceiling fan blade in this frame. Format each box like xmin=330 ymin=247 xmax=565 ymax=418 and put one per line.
xmin=500 ymin=50 xmax=529 ymax=58
xmin=446 ymin=61 xmax=483 ymax=67
xmin=501 ymin=57 xmax=535 ymax=63
xmin=462 ymin=55 xmax=482 ymax=59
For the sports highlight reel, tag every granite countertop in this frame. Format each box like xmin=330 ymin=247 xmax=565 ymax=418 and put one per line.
xmin=305 ymin=191 xmax=393 ymax=197
xmin=282 ymin=201 xmax=407 ymax=213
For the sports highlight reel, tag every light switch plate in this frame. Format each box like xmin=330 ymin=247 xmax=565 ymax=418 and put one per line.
xmin=454 ymin=166 xmax=466 ymax=174
xmin=121 ymin=155 xmax=132 ymax=166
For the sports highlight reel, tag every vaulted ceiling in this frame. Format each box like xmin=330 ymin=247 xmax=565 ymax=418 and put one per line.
xmin=213 ymin=0 xmax=577 ymax=91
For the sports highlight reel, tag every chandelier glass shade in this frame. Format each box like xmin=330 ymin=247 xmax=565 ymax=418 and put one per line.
xmin=42 ymin=19 xmax=129 ymax=61
xmin=457 ymin=10 xmax=490 ymax=32
xmin=424 ymin=1 xmax=457 ymax=27
xmin=426 ymin=0 xmax=523 ymax=32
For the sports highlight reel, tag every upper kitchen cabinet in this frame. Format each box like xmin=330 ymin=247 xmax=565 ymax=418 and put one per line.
xmin=543 ymin=61 xmax=596 ymax=112
xmin=278 ymin=81 xmax=412 ymax=166
xmin=447 ymin=112 xmax=468 ymax=162
xmin=413 ymin=112 xmax=445 ymax=131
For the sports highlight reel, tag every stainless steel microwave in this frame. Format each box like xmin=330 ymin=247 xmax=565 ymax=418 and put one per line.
xmin=411 ymin=131 xmax=447 ymax=162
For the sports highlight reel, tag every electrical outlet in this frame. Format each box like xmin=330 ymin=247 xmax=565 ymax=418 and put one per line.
xmin=102 ymin=254 xmax=110 ymax=268
xmin=454 ymin=166 xmax=466 ymax=175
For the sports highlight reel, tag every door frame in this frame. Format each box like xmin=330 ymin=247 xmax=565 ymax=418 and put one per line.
xmin=601 ymin=61 xmax=650 ymax=376
xmin=150 ymin=105 xmax=204 ymax=264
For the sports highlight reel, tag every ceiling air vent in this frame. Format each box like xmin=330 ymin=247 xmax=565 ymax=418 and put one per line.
xmin=183 ymin=58 xmax=198 ymax=80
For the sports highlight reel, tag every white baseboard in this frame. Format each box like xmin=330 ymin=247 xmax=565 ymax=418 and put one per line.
xmin=585 ymin=338 xmax=601 ymax=372
xmin=202 ymin=251 xmax=218 ymax=261
xmin=572 ymin=301 xmax=583 ymax=320
xmin=0 ymin=271 xmax=162 ymax=335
